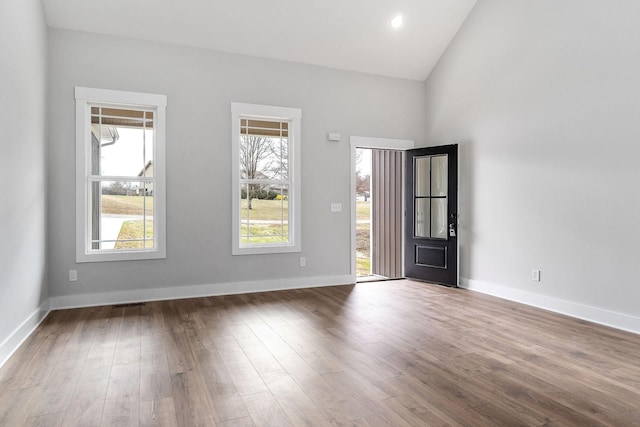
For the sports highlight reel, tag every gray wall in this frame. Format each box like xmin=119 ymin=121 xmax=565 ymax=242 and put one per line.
xmin=423 ymin=0 xmax=640 ymax=317
xmin=47 ymin=29 xmax=425 ymax=300
xmin=0 ymin=0 xmax=48 ymax=353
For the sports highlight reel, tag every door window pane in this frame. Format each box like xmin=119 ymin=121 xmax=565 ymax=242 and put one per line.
xmin=415 ymin=198 xmax=430 ymax=237
xmin=431 ymin=155 xmax=448 ymax=197
xmin=430 ymin=198 xmax=447 ymax=239
xmin=414 ymin=157 xmax=430 ymax=197
xmin=413 ymin=154 xmax=449 ymax=239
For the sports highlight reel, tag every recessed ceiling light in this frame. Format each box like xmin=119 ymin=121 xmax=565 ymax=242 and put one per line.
xmin=390 ymin=14 xmax=404 ymax=29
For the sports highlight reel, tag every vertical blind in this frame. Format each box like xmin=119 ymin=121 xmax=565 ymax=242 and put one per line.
xmin=371 ymin=149 xmax=403 ymax=279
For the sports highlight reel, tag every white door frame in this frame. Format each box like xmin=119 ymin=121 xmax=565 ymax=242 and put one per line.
xmin=350 ymin=136 xmax=415 ymax=283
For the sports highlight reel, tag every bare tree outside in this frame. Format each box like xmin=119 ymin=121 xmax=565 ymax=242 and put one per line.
xmin=355 ymin=149 xmax=370 ymax=201
xmin=268 ymin=137 xmax=288 ymax=179
xmin=240 ymin=135 xmax=273 ymax=209
xmin=355 ymin=173 xmax=370 ymax=200
xmin=237 ymin=117 xmax=292 ymax=245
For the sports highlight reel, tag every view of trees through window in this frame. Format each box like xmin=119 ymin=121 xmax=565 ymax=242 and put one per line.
xmin=239 ymin=119 xmax=290 ymax=244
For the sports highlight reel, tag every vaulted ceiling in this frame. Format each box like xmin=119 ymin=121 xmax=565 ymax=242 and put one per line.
xmin=42 ymin=0 xmax=477 ymax=81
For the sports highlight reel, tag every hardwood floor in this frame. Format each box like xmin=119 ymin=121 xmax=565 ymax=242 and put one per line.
xmin=1 ymin=280 xmax=639 ymax=426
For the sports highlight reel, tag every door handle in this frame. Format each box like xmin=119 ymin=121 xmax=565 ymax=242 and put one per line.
xmin=449 ymin=222 xmax=456 ymax=237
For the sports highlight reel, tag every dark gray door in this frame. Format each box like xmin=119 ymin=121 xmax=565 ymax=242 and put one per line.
xmin=404 ymin=144 xmax=458 ymax=287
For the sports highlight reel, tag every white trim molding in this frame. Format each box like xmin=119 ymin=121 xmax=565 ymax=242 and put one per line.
xmin=49 ymin=275 xmax=354 ymax=310
xmin=460 ymin=278 xmax=640 ymax=335
xmin=75 ymin=87 xmax=167 ymax=263
xmin=231 ymin=102 xmax=302 ymax=255
xmin=350 ymin=136 xmax=415 ymax=150
xmin=0 ymin=301 xmax=50 ymax=368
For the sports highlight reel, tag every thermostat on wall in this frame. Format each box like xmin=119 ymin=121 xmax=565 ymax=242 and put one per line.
xmin=327 ymin=133 xmax=341 ymax=142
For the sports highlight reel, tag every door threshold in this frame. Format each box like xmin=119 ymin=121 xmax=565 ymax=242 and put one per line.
xmin=356 ymin=275 xmax=404 ymax=283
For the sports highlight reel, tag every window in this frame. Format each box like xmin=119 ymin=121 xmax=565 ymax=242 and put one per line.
xmin=231 ymin=103 xmax=301 ymax=255
xmin=75 ymin=87 xmax=167 ymax=262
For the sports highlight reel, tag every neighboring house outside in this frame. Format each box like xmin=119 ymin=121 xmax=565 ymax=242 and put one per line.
xmin=138 ymin=160 xmax=153 ymax=195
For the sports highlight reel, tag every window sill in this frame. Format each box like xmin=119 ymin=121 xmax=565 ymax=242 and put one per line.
xmin=76 ymin=248 xmax=166 ymax=263
xmin=233 ymin=244 xmax=301 ymax=256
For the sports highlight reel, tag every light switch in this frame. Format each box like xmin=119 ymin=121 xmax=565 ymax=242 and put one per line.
xmin=331 ymin=203 xmax=342 ymax=212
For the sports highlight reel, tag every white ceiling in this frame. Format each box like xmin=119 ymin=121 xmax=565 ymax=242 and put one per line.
xmin=42 ymin=0 xmax=477 ymax=81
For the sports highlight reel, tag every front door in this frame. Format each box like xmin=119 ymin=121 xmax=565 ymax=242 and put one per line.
xmin=404 ymin=144 xmax=458 ymax=286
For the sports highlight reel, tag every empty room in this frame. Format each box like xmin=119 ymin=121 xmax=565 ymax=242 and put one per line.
xmin=1 ymin=0 xmax=639 ymax=425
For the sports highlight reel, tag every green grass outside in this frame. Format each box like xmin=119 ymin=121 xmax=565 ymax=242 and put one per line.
xmin=102 ymin=195 xmax=153 ymax=216
xmin=115 ymin=220 xmax=154 ymax=249
xmin=356 ymin=257 xmax=371 ymax=277
xmin=240 ymin=199 xmax=289 ymax=244
xmin=356 ymin=201 xmax=370 ymax=221
xmin=356 ymin=201 xmax=371 ymax=277
xmin=241 ymin=199 xmax=289 ymax=221
xmin=241 ymin=223 xmax=289 ymax=244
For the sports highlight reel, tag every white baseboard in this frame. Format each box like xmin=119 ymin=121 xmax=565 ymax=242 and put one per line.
xmin=0 ymin=301 xmax=50 ymax=368
xmin=49 ymin=275 xmax=354 ymax=310
xmin=6 ymin=277 xmax=637 ymax=369
xmin=460 ymin=278 xmax=640 ymax=335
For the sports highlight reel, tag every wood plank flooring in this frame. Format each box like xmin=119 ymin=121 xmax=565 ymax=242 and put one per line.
xmin=1 ymin=280 xmax=639 ymax=426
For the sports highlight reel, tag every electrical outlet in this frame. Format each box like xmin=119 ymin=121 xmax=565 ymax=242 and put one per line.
xmin=300 ymin=257 xmax=306 ymax=267
xmin=69 ymin=269 xmax=78 ymax=282
xmin=532 ymin=269 xmax=540 ymax=282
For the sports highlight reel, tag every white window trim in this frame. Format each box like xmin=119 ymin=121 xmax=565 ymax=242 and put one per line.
xmin=75 ymin=87 xmax=167 ymax=262
xmin=231 ymin=102 xmax=302 ymax=255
